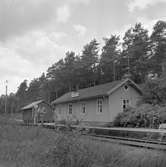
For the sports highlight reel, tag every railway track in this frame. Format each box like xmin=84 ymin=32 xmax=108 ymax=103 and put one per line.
xmin=53 ymin=124 xmax=166 ymax=151
xmin=23 ymin=122 xmax=166 ymax=151
xmin=86 ymin=134 xmax=166 ymax=151
xmin=90 ymin=134 xmax=166 ymax=145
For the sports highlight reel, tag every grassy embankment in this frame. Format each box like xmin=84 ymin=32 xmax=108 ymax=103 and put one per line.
xmin=0 ymin=115 xmax=166 ymax=167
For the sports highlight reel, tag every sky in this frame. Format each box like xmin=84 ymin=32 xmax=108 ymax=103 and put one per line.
xmin=0 ymin=0 xmax=166 ymax=95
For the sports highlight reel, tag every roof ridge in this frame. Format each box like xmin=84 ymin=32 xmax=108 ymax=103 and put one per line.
xmin=52 ymin=79 xmax=128 ymax=104
xmin=71 ymin=80 xmax=122 ymax=93
xmin=21 ymin=99 xmax=44 ymax=110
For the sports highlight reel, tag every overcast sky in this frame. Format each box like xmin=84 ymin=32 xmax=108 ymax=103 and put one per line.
xmin=0 ymin=0 xmax=166 ymax=95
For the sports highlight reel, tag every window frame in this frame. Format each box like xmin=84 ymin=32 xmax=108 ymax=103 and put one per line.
xmin=81 ymin=103 xmax=86 ymax=115
xmin=68 ymin=103 xmax=73 ymax=115
xmin=58 ymin=106 xmax=61 ymax=115
xmin=97 ymin=98 xmax=103 ymax=114
xmin=122 ymin=99 xmax=130 ymax=111
xmin=124 ymin=84 xmax=129 ymax=91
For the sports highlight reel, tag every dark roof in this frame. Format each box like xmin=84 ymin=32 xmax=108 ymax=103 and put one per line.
xmin=21 ymin=100 xmax=44 ymax=110
xmin=52 ymin=79 xmax=142 ymax=105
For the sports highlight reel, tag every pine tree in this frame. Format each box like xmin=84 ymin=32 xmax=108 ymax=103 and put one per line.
xmin=100 ymin=35 xmax=120 ymax=82
xmin=16 ymin=80 xmax=28 ymax=106
xmin=149 ymin=21 xmax=166 ymax=76
xmin=121 ymin=23 xmax=150 ymax=83
xmin=79 ymin=39 xmax=99 ymax=87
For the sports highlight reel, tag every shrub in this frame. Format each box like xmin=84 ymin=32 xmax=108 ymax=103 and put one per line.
xmin=113 ymin=104 xmax=166 ymax=128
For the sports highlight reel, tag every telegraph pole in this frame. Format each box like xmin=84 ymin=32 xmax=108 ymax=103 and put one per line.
xmin=5 ymin=80 xmax=8 ymax=114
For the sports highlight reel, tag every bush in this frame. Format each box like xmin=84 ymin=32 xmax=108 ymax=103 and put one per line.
xmin=113 ymin=104 xmax=166 ymax=128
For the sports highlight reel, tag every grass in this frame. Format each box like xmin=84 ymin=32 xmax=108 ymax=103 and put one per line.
xmin=0 ymin=115 xmax=166 ymax=167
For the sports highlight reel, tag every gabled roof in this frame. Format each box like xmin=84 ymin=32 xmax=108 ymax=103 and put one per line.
xmin=21 ymin=100 xmax=44 ymax=110
xmin=52 ymin=79 xmax=142 ymax=105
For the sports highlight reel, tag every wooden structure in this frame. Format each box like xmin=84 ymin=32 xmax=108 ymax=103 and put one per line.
xmin=21 ymin=100 xmax=54 ymax=124
xmin=52 ymin=79 xmax=142 ymax=126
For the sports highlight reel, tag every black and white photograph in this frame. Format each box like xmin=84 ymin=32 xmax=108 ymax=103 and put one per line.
xmin=0 ymin=0 xmax=166 ymax=166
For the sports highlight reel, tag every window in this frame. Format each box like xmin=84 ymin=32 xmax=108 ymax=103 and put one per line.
xmin=58 ymin=107 xmax=61 ymax=115
xmin=124 ymin=85 xmax=129 ymax=91
xmin=81 ymin=103 xmax=86 ymax=114
xmin=97 ymin=98 xmax=103 ymax=113
xmin=68 ymin=104 xmax=72 ymax=114
xmin=122 ymin=99 xmax=129 ymax=111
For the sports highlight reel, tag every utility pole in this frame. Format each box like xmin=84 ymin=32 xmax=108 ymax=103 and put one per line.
xmin=5 ymin=80 xmax=8 ymax=114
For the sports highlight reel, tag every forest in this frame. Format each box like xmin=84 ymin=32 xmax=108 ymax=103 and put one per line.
xmin=1 ymin=20 xmax=166 ymax=116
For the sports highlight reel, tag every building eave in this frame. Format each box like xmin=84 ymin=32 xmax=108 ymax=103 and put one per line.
xmin=52 ymin=94 xmax=108 ymax=105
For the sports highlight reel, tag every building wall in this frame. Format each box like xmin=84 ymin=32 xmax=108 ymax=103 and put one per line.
xmin=54 ymin=84 xmax=141 ymax=126
xmin=22 ymin=109 xmax=33 ymax=124
xmin=55 ymin=97 xmax=110 ymax=125
xmin=22 ymin=102 xmax=54 ymax=124
xmin=108 ymin=85 xmax=141 ymax=122
xmin=37 ymin=103 xmax=54 ymax=122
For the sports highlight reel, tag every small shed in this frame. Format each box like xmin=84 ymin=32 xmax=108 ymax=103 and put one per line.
xmin=21 ymin=100 xmax=54 ymax=124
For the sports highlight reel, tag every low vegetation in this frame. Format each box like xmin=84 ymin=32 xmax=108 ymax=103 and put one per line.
xmin=0 ymin=115 xmax=166 ymax=167
xmin=113 ymin=104 xmax=158 ymax=128
xmin=113 ymin=104 xmax=166 ymax=128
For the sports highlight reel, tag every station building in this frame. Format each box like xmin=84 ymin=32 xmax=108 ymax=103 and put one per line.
xmin=52 ymin=79 xmax=142 ymax=126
